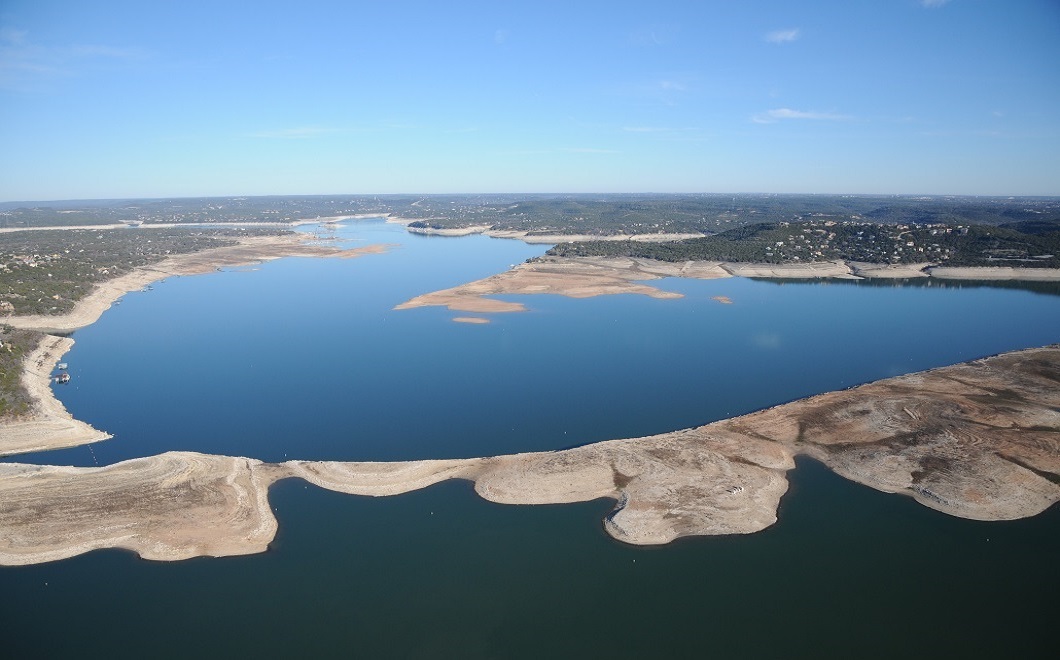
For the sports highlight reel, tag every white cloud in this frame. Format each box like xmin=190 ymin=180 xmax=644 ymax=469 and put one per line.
xmin=765 ymin=28 xmax=800 ymax=44
xmin=504 ymin=147 xmax=620 ymax=156
xmin=561 ymin=147 xmax=620 ymax=154
xmin=752 ymin=108 xmax=851 ymax=123
xmin=247 ymin=126 xmax=342 ymax=139
xmin=657 ymin=79 xmax=687 ymax=92
xmin=621 ymin=126 xmax=707 ymax=142
xmin=0 ymin=27 xmax=149 ymax=89
xmin=629 ymin=24 xmax=678 ymax=47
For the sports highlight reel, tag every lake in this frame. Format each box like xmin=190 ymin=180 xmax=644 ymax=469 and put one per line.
xmin=2 ymin=218 xmax=1058 ymax=658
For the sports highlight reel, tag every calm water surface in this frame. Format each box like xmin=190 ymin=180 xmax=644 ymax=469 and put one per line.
xmin=2 ymin=219 xmax=1058 ymax=658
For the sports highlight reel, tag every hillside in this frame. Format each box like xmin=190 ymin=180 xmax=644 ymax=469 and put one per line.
xmin=548 ymin=220 xmax=1060 ymax=268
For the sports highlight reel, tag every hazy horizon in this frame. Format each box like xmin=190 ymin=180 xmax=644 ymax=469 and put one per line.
xmin=4 ymin=190 xmax=1060 ymax=207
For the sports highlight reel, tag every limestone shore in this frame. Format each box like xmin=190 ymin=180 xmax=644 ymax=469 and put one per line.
xmin=2 ymin=345 xmax=1056 ymax=565
xmin=395 ymin=255 xmax=1060 ymax=315
xmin=0 ymin=335 xmax=111 ymax=457
xmin=4 ymin=233 xmax=390 ymax=335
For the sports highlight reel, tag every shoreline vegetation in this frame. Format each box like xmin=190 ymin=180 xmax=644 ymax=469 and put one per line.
xmin=0 ymin=215 xmax=1058 ymax=566
xmin=0 ymin=231 xmax=391 ymax=456
xmin=3 ymin=232 xmax=390 ymax=334
xmin=1 ymin=344 xmax=1056 ymax=565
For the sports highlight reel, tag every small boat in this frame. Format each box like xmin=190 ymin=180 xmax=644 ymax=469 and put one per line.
xmin=53 ymin=372 xmax=70 ymax=384
xmin=56 ymin=362 xmax=68 ymax=370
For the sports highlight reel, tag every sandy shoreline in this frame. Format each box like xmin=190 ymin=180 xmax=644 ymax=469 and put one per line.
xmin=0 ymin=231 xmax=390 ymax=456
xmin=927 ymin=265 xmax=1060 ymax=280
xmin=0 ymin=452 xmax=278 ymax=565
xmin=395 ymin=255 xmax=1060 ymax=316
xmin=2 ymin=345 xmax=1056 ymax=565
xmin=4 ymin=233 xmax=390 ymax=334
xmin=0 ymin=335 xmax=112 ymax=457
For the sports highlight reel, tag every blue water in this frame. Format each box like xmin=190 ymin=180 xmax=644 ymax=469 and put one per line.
xmin=3 ymin=218 xmax=1059 ymax=658
xmin=19 ymin=219 xmax=1060 ymax=466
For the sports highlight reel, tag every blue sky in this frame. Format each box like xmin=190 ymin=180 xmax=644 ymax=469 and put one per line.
xmin=1 ymin=0 xmax=1058 ymax=201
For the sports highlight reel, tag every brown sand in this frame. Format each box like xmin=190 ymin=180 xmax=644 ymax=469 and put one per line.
xmin=396 ymin=256 xmax=1060 ymax=317
xmin=848 ymin=262 xmax=932 ymax=278
xmin=2 ymin=346 xmax=1056 ymax=564
xmin=5 ymin=234 xmax=391 ymax=334
xmin=0 ymin=233 xmax=391 ymax=456
xmin=0 ymin=452 xmax=278 ymax=565
xmin=394 ymin=256 xmax=728 ymax=313
xmin=0 ymin=335 xmax=112 ymax=457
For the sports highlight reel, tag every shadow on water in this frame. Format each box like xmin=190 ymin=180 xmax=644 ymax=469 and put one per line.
xmin=755 ymin=275 xmax=1060 ymax=298
xmin=1 ymin=457 xmax=1056 ymax=659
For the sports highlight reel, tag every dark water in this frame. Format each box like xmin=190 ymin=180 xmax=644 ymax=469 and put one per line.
xmin=2 ymin=459 xmax=1056 ymax=658
xmin=3 ymin=219 xmax=1059 ymax=657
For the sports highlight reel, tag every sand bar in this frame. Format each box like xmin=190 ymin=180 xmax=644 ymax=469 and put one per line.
xmin=395 ymin=256 xmax=728 ymax=313
xmin=2 ymin=345 xmax=1056 ymax=565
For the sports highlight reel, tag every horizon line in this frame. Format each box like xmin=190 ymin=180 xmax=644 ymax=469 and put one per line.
xmin=3 ymin=191 xmax=1059 ymax=205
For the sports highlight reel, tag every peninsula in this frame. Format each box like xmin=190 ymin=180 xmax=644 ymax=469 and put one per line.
xmin=395 ymin=254 xmax=1060 ymax=317
xmin=1 ymin=345 xmax=1057 ymax=565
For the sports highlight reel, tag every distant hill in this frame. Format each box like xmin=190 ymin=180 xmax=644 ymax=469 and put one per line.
xmin=998 ymin=217 xmax=1060 ymax=236
xmin=3 ymin=193 xmax=1058 ymax=234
